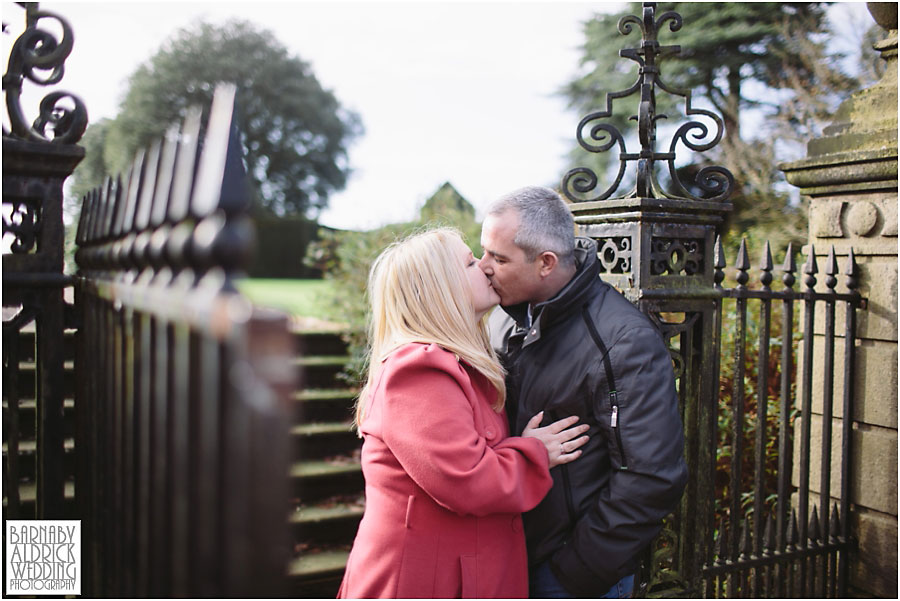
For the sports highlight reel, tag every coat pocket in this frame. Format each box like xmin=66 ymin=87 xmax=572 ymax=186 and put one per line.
xmin=460 ymin=554 xmax=477 ymax=598
xmin=397 ymin=496 xmax=437 ymax=597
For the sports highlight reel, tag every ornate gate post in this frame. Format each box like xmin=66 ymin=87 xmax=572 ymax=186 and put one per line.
xmin=3 ymin=3 xmax=87 ymax=518
xmin=561 ymin=3 xmax=733 ymax=594
xmin=780 ymin=4 xmax=898 ymax=597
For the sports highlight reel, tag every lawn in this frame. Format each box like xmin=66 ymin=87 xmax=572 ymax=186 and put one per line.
xmin=236 ymin=278 xmax=342 ymax=323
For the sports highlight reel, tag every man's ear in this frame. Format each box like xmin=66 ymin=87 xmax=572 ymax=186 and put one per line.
xmin=538 ymin=251 xmax=559 ymax=277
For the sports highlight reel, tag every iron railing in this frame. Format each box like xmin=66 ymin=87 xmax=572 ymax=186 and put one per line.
xmin=3 ymin=2 xmax=86 ymax=522
xmin=640 ymin=239 xmax=862 ymax=597
xmin=562 ymin=3 xmax=864 ymax=597
xmin=72 ymin=84 xmax=297 ymax=597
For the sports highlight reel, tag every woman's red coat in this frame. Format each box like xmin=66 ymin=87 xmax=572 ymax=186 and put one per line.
xmin=337 ymin=343 xmax=552 ymax=598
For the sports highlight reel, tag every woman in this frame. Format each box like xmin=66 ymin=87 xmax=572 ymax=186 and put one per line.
xmin=337 ymin=228 xmax=589 ymax=599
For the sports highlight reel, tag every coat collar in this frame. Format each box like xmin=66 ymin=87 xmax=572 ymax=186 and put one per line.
xmin=501 ymin=237 xmax=601 ymax=347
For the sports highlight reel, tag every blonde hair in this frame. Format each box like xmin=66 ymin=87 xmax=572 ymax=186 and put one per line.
xmin=354 ymin=227 xmax=506 ymax=429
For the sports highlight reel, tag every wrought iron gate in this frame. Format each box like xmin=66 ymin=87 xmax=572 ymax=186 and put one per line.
xmin=561 ymin=3 xmax=864 ymax=597
xmin=3 ymin=2 xmax=86 ymax=522
xmin=3 ymin=5 xmax=295 ymax=597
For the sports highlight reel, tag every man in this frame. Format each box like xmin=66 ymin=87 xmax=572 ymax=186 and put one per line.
xmin=480 ymin=186 xmax=688 ymax=598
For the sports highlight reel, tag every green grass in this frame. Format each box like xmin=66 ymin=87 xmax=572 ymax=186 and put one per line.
xmin=236 ymin=278 xmax=340 ymax=321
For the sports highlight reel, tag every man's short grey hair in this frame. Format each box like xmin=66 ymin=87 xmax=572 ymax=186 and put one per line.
xmin=486 ymin=186 xmax=575 ymax=266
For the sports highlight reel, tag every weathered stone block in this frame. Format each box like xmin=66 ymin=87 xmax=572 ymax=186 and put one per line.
xmin=797 ymin=255 xmax=898 ymax=342
xmin=797 ymin=337 xmax=898 ymax=429
xmin=849 ymin=507 xmax=898 ymax=598
xmin=808 ymin=192 xmax=898 ymax=245
xmin=792 ymin=416 xmax=897 ymax=515
xmin=791 ymin=496 xmax=900 ymax=597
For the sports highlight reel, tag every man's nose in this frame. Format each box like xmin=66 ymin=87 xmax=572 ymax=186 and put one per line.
xmin=478 ymin=255 xmax=492 ymax=274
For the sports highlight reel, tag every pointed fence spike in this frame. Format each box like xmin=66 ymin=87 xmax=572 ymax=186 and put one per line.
xmin=782 ymin=241 xmax=797 ymax=289
xmin=759 ymin=240 xmax=773 ymax=287
xmin=765 ymin=513 xmax=776 ymax=551
xmin=803 ymin=244 xmax=818 ymax=273
xmin=809 ymin=506 xmax=821 ymax=542
xmin=760 ymin=240 xmax=773 ymax=271
xmin=714 ymin=235 xmax=726 ymax=268
xmin=844 ymin=247 xmax=859 ymax=291
xmin=75 ymin=189 xmax=90 ymax=246
xmin=736 ymin=238 xmax=750 ymax=270
xmin=99 ymin=176 xmax=114 ymax=241
xmin=82 ymin=188 xmax=97 ymax=245
xmin=740 ymin=514 xmax=752 ymax=555
xmin=830 ymin=503 xmax=841 ymax=539
xmin=782 ymin=241 xmax=797 ymax=272
xmin=92 ymin=179 xmax=107 ymax=243
xmin=735 ymin=238 xmax=750 ymax=286
xmin=714 ymin=235 xmax=726 ymax=286
xmin=111 ymin=174 xmax=126 ymax=239
xmin=716 ymin=522 xmax=728 ymax=561
xmin=787 ymin=510 xmax=798 ymax=546
xmin=803 ymin=245 xmax=818 ymax=289
xmin=824 ymin=245 xmax=838 ymax=275
xmin=824 ymin=246 xmax=838 ymax=290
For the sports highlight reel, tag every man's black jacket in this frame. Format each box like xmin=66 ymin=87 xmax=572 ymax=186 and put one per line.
xmin=489 ymin=237 xmax=688 ymax=597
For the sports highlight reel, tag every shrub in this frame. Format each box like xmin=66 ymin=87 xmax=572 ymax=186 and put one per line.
xmin=305 ymin=204 xmax=481 ymax=387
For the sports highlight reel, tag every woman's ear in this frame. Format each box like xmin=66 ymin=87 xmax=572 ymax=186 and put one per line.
xmin=538 ymin=251 xmax=559 ymax=277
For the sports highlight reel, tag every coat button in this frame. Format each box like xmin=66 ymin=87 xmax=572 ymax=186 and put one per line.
xmin=530 ymin=329 xmax=537 ymax=336
xmin=485 ymin=428 xmax=495 ymax=439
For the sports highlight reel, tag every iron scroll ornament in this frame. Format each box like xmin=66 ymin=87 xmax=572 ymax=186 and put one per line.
xmin=562 ymin=3 xmax=733 ymax=203
xmin=3 ymin=3 xmax=87 ymax=144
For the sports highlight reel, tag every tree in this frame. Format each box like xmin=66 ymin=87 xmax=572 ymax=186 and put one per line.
xmin=70 ymin=19 xmax=362 ymax=217
xmin=565 ymin=4 xmax=833 ymax=146
xmin=419 ymin=182 xmax=475 ymax=224
xmin=561 ymin=3 xmax=861 ymax=252
xmin=68 ymin=118 xmax=112 ymax=205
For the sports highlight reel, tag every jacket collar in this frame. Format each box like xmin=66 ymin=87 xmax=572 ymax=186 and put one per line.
xmin=502 ymin=237 xmax=601 ymax=347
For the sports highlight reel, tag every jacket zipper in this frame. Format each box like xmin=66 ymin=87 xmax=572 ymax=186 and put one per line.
xmin=549 ymin=410 xmax=577 ymax=525
xmin=559 ymin=464 xmax=576 ymax=526
xmin=610 ymin=391 xmax=628 ymax=470
xmin=581 ymin=305 xmax=629 ymax=471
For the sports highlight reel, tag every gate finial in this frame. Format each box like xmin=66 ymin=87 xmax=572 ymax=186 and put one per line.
xmin=562 ymin=1 xmax=733 ymax=203
xmin=2 ymin=2 xmax=87 ymax=143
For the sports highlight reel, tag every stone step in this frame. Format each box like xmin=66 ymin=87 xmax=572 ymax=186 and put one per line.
xmin=294 ymin=388 xmax=357 ymax=423
xmin=295 ymin=356 xmax=353 ymax=390
xmin=292 ymin=422 xmax=359 ymax=459
xmin=290 ymin=459 xmax=363 ymax=505
xmin=289 ymin=500 xmax=364 ymax=545
xmin=292 ymin=329 xmax=350 ymax=357
xmin=288 ymin=549 xmax=349 ymax=598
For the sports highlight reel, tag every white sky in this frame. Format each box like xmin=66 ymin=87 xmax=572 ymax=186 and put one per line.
xmin=3 ymin=0 xmax=622 ymax=231
xmin=2 ymin=1 xmax=875 ymax=232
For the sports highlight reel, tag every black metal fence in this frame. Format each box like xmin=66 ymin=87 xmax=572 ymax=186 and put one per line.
xmin=71 ymin=84 xmax=296 ymax=597
xmin=562 ymin=3 xmax=865 ymax=597
xmin=3 ymin=7 xmax=297 ymax=592
xmin=639 ymin=239 xmax=863 ymax=598
xmin=3 ymin=2 xmax=87 ymax=522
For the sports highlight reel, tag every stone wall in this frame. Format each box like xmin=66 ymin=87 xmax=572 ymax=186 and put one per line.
xmin=780 ymin=4 xmax=898 ymax=597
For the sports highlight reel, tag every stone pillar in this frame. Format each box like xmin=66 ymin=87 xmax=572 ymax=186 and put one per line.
xmin=780 ymin=3 xmax=898 ymax=597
